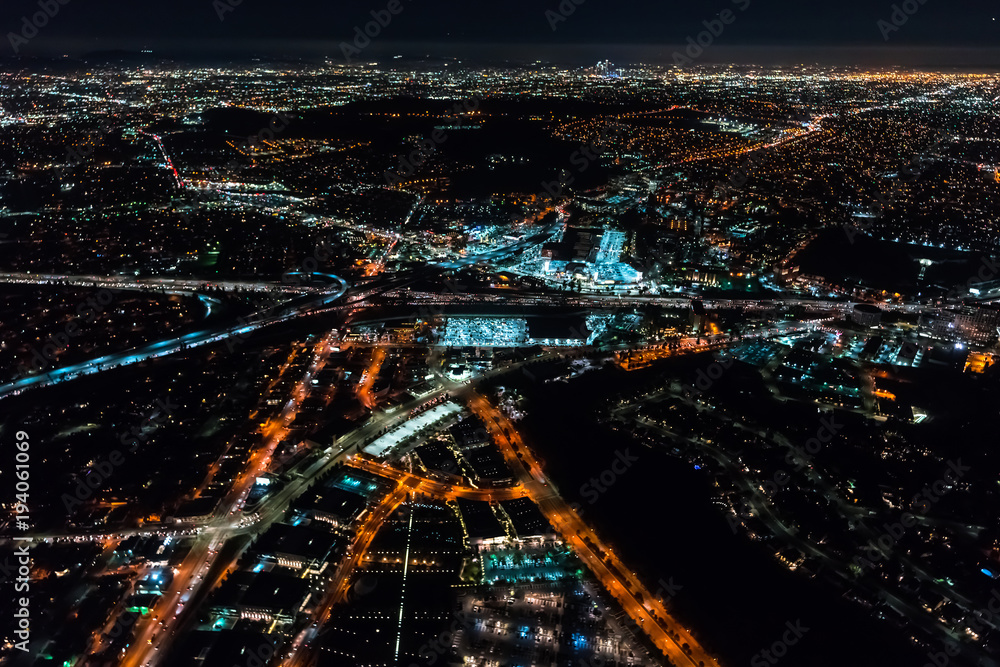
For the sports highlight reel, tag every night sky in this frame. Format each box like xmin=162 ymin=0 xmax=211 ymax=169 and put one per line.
xmin=1 ymin=0 xmax=999 ymax=64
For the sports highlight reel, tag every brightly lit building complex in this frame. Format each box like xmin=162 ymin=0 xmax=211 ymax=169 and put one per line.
xmin=527 ymin=228 xmax=642 ymax=285
xmin=442 ymin=315 xmax=615 ymax=347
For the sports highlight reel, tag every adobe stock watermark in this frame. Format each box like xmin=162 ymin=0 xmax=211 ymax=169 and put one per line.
xmin=652 ymin=576 xmax=684 ymax=602
xmin=7 ymin=0 xmax=72 ymax=54
xmin=540 ymin=124 xmax=621 ymax=202
xmin=339 ymin=0 xmax=413 ymax=63
xmin=877 ymin=0 xmax=930 ymax=41
xmin=844 ymin=131 xmax=944 ymax=244
xmin=385 ymin=97 xmax=481 ymax=187
xmin=781 ymin=416 xmax=843 ymax=471
xmin=562 ymin=308 xmax=638 ymax=349
xmin=545 ymin=0 xmax=586 ymax=32
xmin=61 ymin=397 xmax=178 ymax=513
xmin=411 ymin=276 xmax=461 ymax=325
xmin=680 ymin=356 xmax=734 ymax=401
xmin=722 ymin=143 xmax=778 ymax=191
xmin=672 ymin=0 xmax=752 ymax=66
xmin=234 ymin=111 xmax=294 ymax=155
xmin=568 ymin=448 xmax=640 ymax=512
xmin=853 ymin=459 xmax=970 ymax=573
xmin=750 ymin=619 xmax=810 ymax=666
xmin=719 ymin=91 xmax=819 ymax=193
xmin=727 ymin=416 xmax=844 ymax=535
xmin=14 ymin=287 xmax=120 ymax=380
xmin=235 ymin=640 xmax=275 ymax=667
xmin=213 ymin=0 xmax=243 ymax=22
xmin=346 ymin=573 xmax=380 ymax=603
xmin=104 ymin=611 xmax=139 ymax=646
xmin=923 ymin=589 xmax=1000 ymax=667
xmin=944 ymin=254 xmax=1000 ymax=301
xmin=66 ymin=118 xmax=118 ymax=165
xmin=224 ymin=235 xmax=341 ymax=352
xmin=10 ymin=541 xmax=32 ymax=652
xmin=179 ymin=112 xmax=292 ymax=218
xmin=0 ymin=555 xmax=17 ymax=584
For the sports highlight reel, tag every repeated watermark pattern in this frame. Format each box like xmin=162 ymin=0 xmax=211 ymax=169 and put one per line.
xmin=213 ymin=0 xmax=243 ymax=22
xmin=236 ymin=640 xmax=275 ymax=667
xmin=410 ymin=609 xmax=476 ymax=665
xmin=720 ymin=89 xmax=819 ymax=192
xmin=672 ymin=0 xmax=753 ymax=66
xmin=545 ymin=0 xmax=587 ymax=32
xmin=236 ymin=111 xmax=294 ymax=154
xmin=944 ymin=254 xmax=1000 ymax=300
xmin=15 ymin=287 xmax=120 ymax=380
xmin=652 ymin=576 xmax=684 ymax=601
xmin=569 ymin=448 xmax=640 ymax=511
xmin=750 ymin=619 xmax=810 ymax=667
xmin=224 ymin=235 xmax=341 ymax=352
xmin=728 ymin=416 xmax=844 ymax=534
xmin=7 ymin=0 xmax=71 ymax=54
xmin=724 ymin=143 xmax=778 ymax=191
xmin=61 ymin=397 xmax=177 ymax=513
xmin=340 ymin=0 xmax=413 ymax=62
xmin=843 ymin=131 xmax=945 ymax=244
xmin=540 ymin=124 xmax=622 ymax=203
xmin=923 ymin=589 xmax=1000 ymax=667
xmin=680 ymin=356 xmax=734 ymax=401
xmin=877 ymin=0 xmax=931 ymax=41
xmin=66 ymin=118 xmax=119 ymax=165
xmin=385 ymin=97 xmax=481 ymax=187
xmin=853 ymin=459 xmax=970 ymax=573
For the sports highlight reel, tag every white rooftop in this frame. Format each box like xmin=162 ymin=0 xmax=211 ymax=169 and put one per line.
xmin=362 ymin=402 xmax=463 ymax=458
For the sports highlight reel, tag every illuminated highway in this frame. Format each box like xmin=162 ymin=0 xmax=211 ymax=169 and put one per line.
xmin=0 ymin=215 xmax=567 ymax=406
xmin=26 ymin=337 xmax=721 ymax=667
xmin=4 ymin=210 xmax=829 ymax=667
xmin=0 ymin=274 xmax=348 ymax=402
xmin=119 ymin=332 xmax=341 ymax=667
xmin=7 ymin=64 xmax=998 ymax=667
xmin=0 ymin=272 xmax=325 ymax=294
xmin=117 ymin=348 xmax=551 ymax=665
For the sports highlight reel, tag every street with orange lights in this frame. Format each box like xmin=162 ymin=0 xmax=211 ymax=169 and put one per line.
xmin=345 ymin=456 xmax=530 ymax=502
xmin=357 ymin=347 xmax=387 ymax=408
xmin=118 ymin=332 xmax=341 ymax=667
xmin=467 ymin=392 xmax=723 ymax=667
xmin=116 ymin=341 xmax=723 ymax=667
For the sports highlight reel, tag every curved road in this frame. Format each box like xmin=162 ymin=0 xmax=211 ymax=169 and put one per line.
xmin=0 ymin=274 xmax=348 ymax=402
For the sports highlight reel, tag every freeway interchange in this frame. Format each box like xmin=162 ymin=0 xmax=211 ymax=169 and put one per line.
xmin=1 ymin=220 xmax=681 ymax=666
xmin=52 ymin=335 xmax=731 ymax=667
xmin=5 ymin=214 xmax=952 ymax=667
